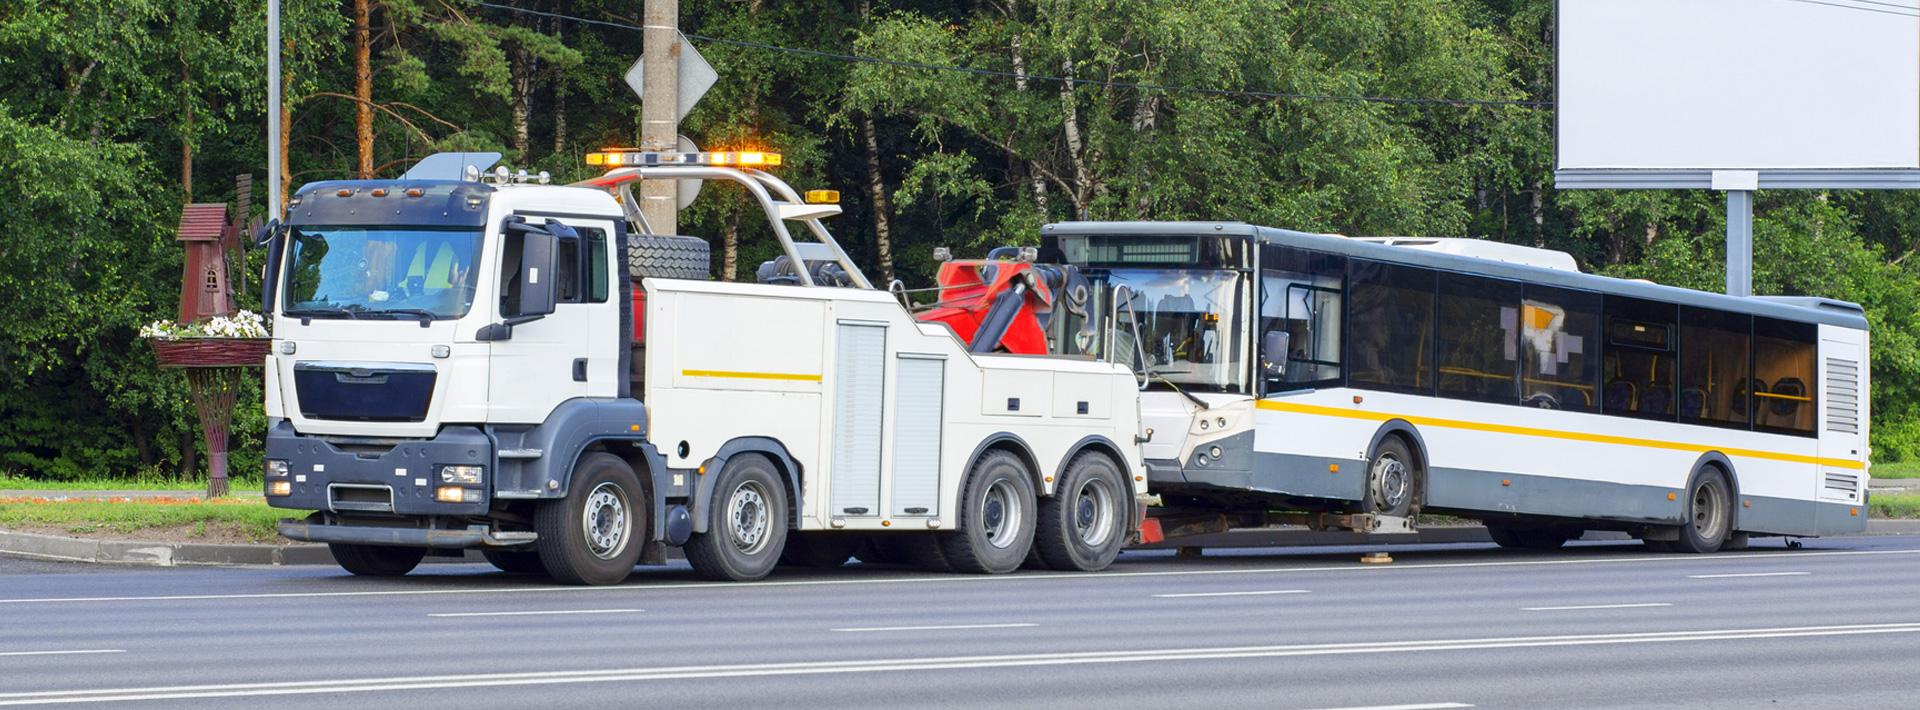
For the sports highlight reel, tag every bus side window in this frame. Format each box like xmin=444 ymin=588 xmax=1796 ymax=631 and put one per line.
xmin=1259 ymin=246 xmax=1343 ymax=394
xmin=1679 ymin=307 xmax=1753 ymax=430
xmin=1520 ymin=285 xmax=1601 ymax=412
xmin=1348 ymin=260 xmax=1436 ymax=396
xmin=1601 ymin=296 xmax=1678 ymax=421
xmin=1437 ymin=273 xmax=1521 ymax=404
xmin=1754 ymin=317 xmax=1817 ymax=435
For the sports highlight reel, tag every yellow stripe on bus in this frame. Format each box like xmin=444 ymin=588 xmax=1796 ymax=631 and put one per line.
xmin=680 ymin=369 xmax=823 ymax=382
xmin=1254 ymin=399 xmax=1867 ymax=471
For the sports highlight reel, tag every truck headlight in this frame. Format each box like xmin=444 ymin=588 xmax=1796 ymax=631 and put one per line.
xmin=438 ymin=465 xmax=484 ymax=484
xmin=265 ymin=459 xmax=290 ymax=478
xmin=267 ymin=480 xmax=292 ymax=496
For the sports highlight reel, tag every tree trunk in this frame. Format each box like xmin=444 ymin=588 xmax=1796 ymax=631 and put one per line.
xmin=722 ymin=211 xmax=740 ymax=282
xmin=1007 ymin=24 xmax=1049 ymax=219
xmin=1529 ymin=181 xmax=1545 ymax=248
xmin=1059 ymin=60 xmax=1092 ymax=220
xmin=551 ymin=10 xmax=568 ymax=154
xmin=353 ymin=0 xmax=373 ymax=178
xmin=509 ymin=44 xmax=531 ymax=156
xmin=860 ymin=113 xmax=894 ymax=284
xmin=180 ymin=46 xmax=193 ymax=201
xmin=178 ymin=429 xmax=198 ymax=484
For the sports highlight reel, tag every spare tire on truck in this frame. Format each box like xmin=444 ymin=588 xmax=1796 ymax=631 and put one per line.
xmin=628 ymin=233 xmax=711 ymax=281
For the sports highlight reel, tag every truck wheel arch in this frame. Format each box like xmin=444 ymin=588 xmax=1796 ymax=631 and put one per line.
xmin=965 ymin=433 xmax=1047 ymax=495
xmin=1056 ymin=435 xmax=1129 ymax=492
xmin=691 ymin=437 xmax=804 ymax=535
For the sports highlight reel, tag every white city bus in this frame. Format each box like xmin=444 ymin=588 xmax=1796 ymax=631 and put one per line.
xmin=1043 ymin=222 xmax=1870 ymax=552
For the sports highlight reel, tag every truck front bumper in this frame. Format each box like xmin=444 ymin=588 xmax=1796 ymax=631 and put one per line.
xmin=277 ymin=518 xmax=535 ymax=549
xmin=263 ymin=420 xmax=492 ymax=516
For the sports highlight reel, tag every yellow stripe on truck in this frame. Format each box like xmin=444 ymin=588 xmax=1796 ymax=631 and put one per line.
xmin=1254 ymin=399 xmax=1866 ymax=471
xmin=681 ymin=369 xmax=823 ymax=382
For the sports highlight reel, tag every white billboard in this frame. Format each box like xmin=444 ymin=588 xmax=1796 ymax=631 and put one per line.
xmin=1557 ymin=0 xmax=1920 ymax=171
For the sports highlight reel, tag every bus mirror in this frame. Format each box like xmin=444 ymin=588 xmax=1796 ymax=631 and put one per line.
xmin=1263 ymin=331 xmax=1291 ymax=377
xmin=1109 ymin=284 xmax=1150 ymax=390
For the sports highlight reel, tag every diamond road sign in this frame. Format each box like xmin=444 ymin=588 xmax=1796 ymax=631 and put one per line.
xmin=624 ymin=33 xmax=717 ymax=122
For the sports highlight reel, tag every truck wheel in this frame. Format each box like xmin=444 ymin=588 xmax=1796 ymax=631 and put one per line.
xmin=1034 ymin=452 xmax=1128 ymax=572
xmin=328 ymin=543 xmax=426 ymax=577
xmin=481 ymin=549 xmax=548 ymax=576
xmin=628 ymin=234 xmax=710 ymax=281
xmin=1363 ymin=437 xmax=1419 ymax=518
xmin=685 ymin=454 xmax=789 ymax=581
xmin=534 ymin=453 xmax=647 ymax=585
xmin=940 ymin=449 xmax=1037 ymax=574
xmin=1671 ymin=468 xmax=1734 ymax=554
xmin=779 ymin=532 xmax=861 ymax=568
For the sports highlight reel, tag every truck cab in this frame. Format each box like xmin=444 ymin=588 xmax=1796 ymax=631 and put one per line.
xmin=263 ymin=153 xmax=1145 ymax=584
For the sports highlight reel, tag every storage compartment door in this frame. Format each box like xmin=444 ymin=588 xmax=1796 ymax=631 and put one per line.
xmin=891 ymin=355 xmax=945 ymax=517
xmin=830 ymin=322 xmax=887 ymax=517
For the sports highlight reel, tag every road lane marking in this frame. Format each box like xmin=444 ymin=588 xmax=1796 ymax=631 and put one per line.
xmin=1301 ymin=704 xmax=1473 ymax=710
xmin=2 ymin=622 xmax=1916 ymax=705
xmin=3 ymin=548 xmax=1914 ymax=606
xmin=831 ymin=623 xmax=1037 ymax=633
xmin=427 ymin=609 xmax=642 ymax=618
xmin=1154 ymin=590 xmax=1311 ymax=598
xmin=1522 ymin=603 xmax=1671 ymax=611
xmin=1688 ymin=572 xmax=1811 ymax=579
xmin=0 ymin=650 xmax=122 ymax=658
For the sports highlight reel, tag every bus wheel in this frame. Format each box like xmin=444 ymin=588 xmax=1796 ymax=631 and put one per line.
xmin=685 ymin=454 xmax=789 ymax=581
xmin=779 ymin=532 xmax=861 ymax=569
xmin=1363 ymin=437 xmax=1419 ymax=518
xmin=534 ymin=453 xmax=647 ymax=585
xmin=1034 ymin=452 xmax=1128 ymax=572
xmin=328 ymin=543 xmax=426 ymax=577
xmin=1672 ymin=468 xmax=1734 ymax=554
xmin=481 ymin=549 xmax=548 ymax=575
xmin=941 ymin=449 xmax=1037 ymax=574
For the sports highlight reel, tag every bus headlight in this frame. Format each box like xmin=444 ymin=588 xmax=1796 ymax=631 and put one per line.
xmin=438 ymin=465 xmax=484 ymax=484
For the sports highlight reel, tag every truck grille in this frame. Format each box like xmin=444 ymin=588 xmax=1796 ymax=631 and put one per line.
xmin=294 ymin=362 xmax=435 ymax=422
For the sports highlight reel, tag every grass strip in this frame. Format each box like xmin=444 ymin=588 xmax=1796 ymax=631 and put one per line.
xmin=0 ymin=497 xmax=284 ymax=543
xmin=1873 ymin=461 xmax=1920 ymax=480
xmin=0 ymin=473 xmax=261 ymax=492
xmin=1872 ymin=492 xmax=1920 ymax=520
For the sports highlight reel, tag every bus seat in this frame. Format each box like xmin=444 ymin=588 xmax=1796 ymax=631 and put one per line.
xmin=1641 ymin=385 xmax=1672 ymax=415
xmin=1770 ymin=377 xmax=1807 ymax=418
xmin=1731 ymin=378 xmax=1767 ymax=421
xmin=1679 ymin=388 xmax=1706 ymax=420
xmin=1603 ymin=378 xmax=1635 ymax=412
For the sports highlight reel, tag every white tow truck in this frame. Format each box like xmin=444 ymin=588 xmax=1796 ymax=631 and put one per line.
xmin=260 ymin=151 xmax=1146 ymax=584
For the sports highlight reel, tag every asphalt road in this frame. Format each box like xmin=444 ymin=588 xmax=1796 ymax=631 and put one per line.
xmin=2 ymin=536 xmax=1918 ymax=709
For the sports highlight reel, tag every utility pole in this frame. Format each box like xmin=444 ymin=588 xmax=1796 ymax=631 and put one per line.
xmin=639 ymin=0 xmax=679 ymax=235
xmin=267 ymin=0 xmax=282 ymax=219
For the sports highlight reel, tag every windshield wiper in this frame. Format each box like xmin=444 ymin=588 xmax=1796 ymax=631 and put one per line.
xmin=285 ymin=306 xmax=359 ymax=320
xmin=362 ymin=308 xmax=437 ymax=327
xmin=1142 ymin=367 xmax=1211 ymax=410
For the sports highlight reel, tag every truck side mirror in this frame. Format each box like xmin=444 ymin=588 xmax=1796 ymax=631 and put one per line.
xmin=260 ymin=223 xmax=286 ymax=313
xmin=514 ymin=229 xmax=559 ymax=318
xmin=1262 ymin=331 xmax=1292 ymax=378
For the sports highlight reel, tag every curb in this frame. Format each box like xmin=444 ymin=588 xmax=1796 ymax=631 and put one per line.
xmin=5 ymin=520 xmax=1919 ymax=568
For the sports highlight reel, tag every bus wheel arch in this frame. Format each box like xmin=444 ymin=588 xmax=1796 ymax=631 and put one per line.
xmin=1364 ymin=421 xmax=1428 ymax=516
xmin=1672 ymin=455 xmax=1739 ymax=553
xmin=1687 ymin=452 xmax=1742 ymax=532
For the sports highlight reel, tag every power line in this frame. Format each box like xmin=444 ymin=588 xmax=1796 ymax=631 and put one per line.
xmin=465 ymin=1 xmax=1551 ymax=109
xmin=1778 ymin=0 xmax=1919 ymax=18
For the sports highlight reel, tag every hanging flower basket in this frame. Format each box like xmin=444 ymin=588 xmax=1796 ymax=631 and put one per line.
xmin=143 ymin=311 xmax=272 ymax=369
xmin=150 ymin=337 xmax=272 ymax=368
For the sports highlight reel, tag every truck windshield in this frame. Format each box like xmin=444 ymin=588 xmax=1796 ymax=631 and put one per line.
xmin=1100 ymin=268 xmax=1248 ymax=392
xmin=282 ymin=227 xmax=485 ymax=320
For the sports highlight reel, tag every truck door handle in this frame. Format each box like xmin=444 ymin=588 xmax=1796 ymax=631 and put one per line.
xmin=573 ymin=358 xmax=588 ymax=382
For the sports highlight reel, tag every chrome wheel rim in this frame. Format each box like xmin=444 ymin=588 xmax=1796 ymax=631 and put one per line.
xmin=727 ymin=481 xmax=773 ymax=556
xmin=981 ymin=479 xmax=1023 ymax=549
xmin=1073 ymin=477 xmax=1116 ymax=546
xmin=582 ymin=482 xmax=630 ymax=560
xmin=1692 ymin=477 xmax=1728 ymax=541
xmin=1370 ymin=454 xmax=1410 ymax=510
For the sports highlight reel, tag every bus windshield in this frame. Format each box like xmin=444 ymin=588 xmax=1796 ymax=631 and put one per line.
xmin=282 ymin=227 xmax=485 ymax=320
xmin=1101 ymin=268 xmax=1248 ymax=391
